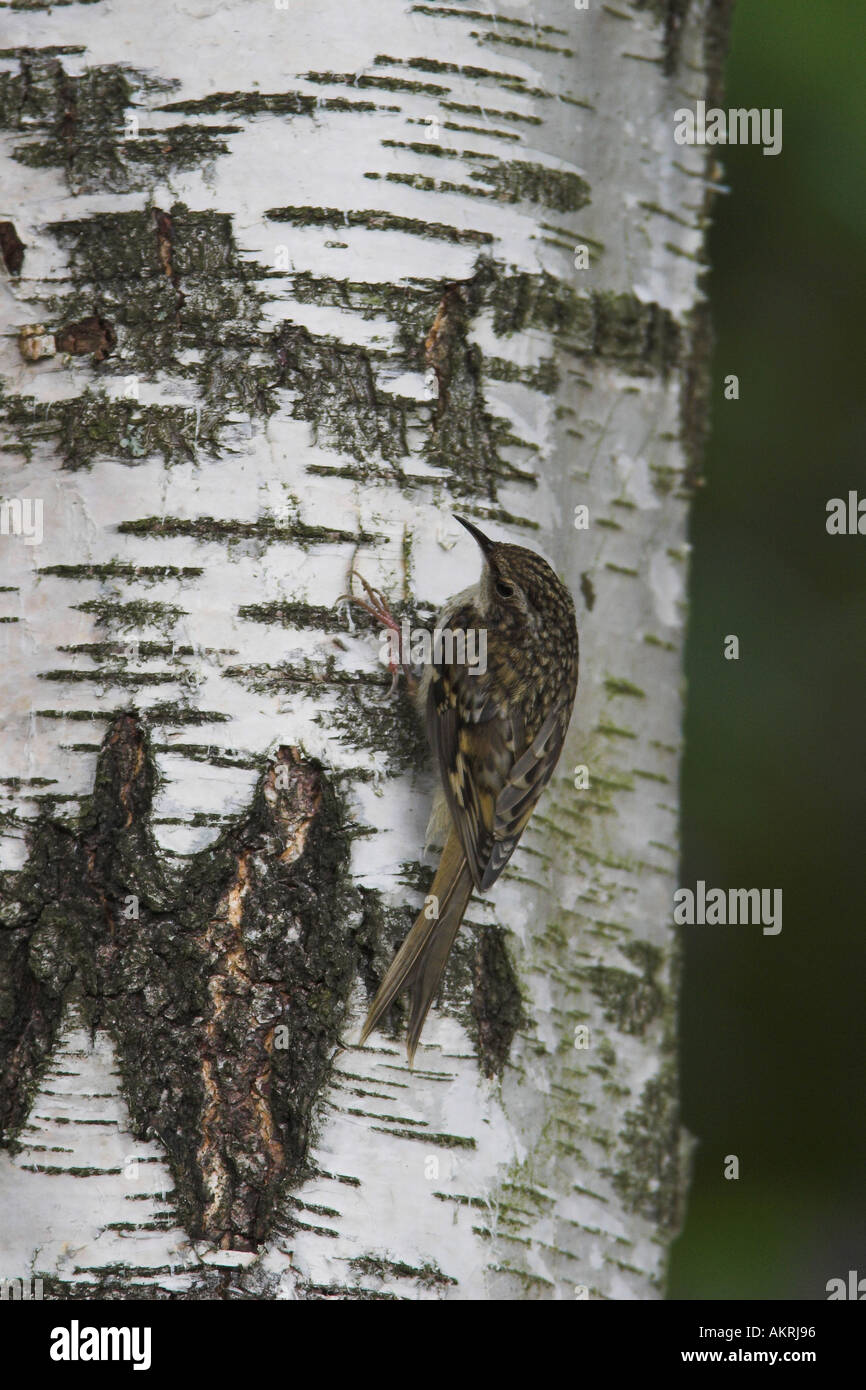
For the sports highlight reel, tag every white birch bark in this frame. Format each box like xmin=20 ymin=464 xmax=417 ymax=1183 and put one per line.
xmin=0 ymin=0 xmax=729 ymax=1299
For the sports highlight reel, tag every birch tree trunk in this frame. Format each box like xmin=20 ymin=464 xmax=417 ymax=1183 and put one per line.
xmin=0 ymin=0 xmax=731 ymax=1300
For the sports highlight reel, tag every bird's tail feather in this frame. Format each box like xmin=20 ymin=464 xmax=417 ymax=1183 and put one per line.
xmin=359 ymin=830 xmax=473 ymax=1066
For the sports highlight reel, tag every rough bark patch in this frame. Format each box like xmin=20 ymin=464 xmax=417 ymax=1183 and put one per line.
xmin=0 ymin=716 xmax=358 ymax=1250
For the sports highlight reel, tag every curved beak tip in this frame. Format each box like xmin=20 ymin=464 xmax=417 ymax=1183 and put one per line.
xmin=454 ymin=514 xmax=492 ymax=554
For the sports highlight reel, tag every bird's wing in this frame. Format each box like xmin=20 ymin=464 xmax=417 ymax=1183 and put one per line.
xmin=427 ymin=666 xmax=509 ymax=893
xmin=483 ymin=700 xmax=569 ymax=890
xmin=428 ymin=668 xmax=567 ymax=893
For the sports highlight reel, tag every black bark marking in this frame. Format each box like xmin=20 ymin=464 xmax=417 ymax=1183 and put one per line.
xmin=0 ymin=715 xmax=362 ymax=1250
xmin=629 ymin=0 xmax=692 ymax=75
xmin=54 ymin=314 xmax=116 ymax=360
xmin=0 ymin=53 xmax=233 ymax=193
xmin=470 ymin=925 xmax=523 ymax=1079
xmin=0 ymin=220 xmax=25 ymax=275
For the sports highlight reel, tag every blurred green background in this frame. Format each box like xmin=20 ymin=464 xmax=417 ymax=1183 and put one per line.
xmin=669 ymin=0 xmax=866 ymax=1298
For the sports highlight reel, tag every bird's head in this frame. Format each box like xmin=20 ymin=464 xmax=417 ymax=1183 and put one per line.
xmin=454 ymin=515 xmax=569 ymax=636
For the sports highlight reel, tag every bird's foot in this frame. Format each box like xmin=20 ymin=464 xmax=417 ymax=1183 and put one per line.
xmin=340 ymin=570 xmax=418 ymax=697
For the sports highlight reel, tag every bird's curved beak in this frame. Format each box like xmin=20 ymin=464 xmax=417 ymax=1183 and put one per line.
xmin=454 ymin=515 xmax=493 ymax=557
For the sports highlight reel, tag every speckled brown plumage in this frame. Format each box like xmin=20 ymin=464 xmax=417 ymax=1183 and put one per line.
xmin=360 ymin=516 xmax=579 ymax=1065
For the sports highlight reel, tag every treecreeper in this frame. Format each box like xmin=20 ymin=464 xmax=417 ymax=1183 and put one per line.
xmin=355 ymin=516 xmax=579 ymax=1066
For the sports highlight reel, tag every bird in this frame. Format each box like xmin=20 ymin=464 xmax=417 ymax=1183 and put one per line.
xmin=357 ymin=515 xmax=579 ymax=1066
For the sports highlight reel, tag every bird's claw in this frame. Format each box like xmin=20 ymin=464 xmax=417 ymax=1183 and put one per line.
xmin=340 ymin=569 xmax=417 ymax=697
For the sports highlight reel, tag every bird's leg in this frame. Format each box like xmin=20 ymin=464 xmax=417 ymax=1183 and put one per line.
xmin=341 ymin=570 xmax=417 ymax=697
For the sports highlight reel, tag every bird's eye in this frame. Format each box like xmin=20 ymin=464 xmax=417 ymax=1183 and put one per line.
xmin=495 ymin=579 xmax=515 ymax=599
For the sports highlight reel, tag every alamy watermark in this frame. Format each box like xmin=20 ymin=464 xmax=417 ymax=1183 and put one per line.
xmin=50 ymin=1321 xmax=151 ymax=1371
xmin=826 ymin=491 xmax=866 ymax=534
xmin=674 ymin=881 xmax=782 ymax=935
xmin=674 ymin=101 xmax=782 ymax=157
xmin=1 ymin=1277 xmax=43 ymax=1300
xmin=379 ymin=621 xmax=488 ymax=676
xmin=0 ymin=497 xmax=43 ymax=546
xmin=826 ymin=1270 xmax=866 ymax=1300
